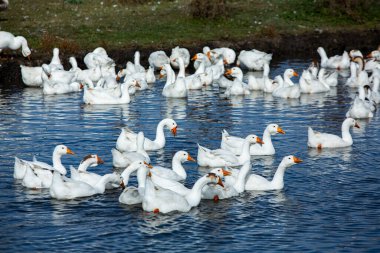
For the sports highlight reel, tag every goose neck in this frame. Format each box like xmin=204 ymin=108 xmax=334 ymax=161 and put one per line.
xmin=234 ymin=162 xmax=251 ymax=193
xmin=172 ymin=158 xmax=186 ymax=180
xmin=52 ymin=152 xmax=66 ymax=175
xmin=341 ymin=120 xmax=353 ymax=144
xmin=271 ymin=163 xmax=287 ymax=189
xmin=77 ymin=159 xmax=94 ymax=172
xmin=186 ymin=176 xmax=209 ymax=207
xmin=153 ymin=120 xmax=167 ymax=146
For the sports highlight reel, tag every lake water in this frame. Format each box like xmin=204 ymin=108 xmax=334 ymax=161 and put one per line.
xmin=0 ymin=59 xmax=379 ymax=252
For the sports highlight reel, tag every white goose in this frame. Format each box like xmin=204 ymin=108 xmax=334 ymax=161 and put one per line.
xmin=83 ymin=47 xmax=114 ymax=69
xmin=236 ymin=49 xmax=272 ymax=71
xmin=148 ymin=50 xmax=170 ymax=70
xmin=142 ymin=172 xmax=224 ymax=214
xmin=0 ymin=31 xmax=31 ymax=58
xmin=299 ymin=68 xmax=330 ymax=94
xmin=317 ymin=47 xmax=350 ymax=69
xmin=49 ymin=171 xmax=120 ymax=200
xmin=346 ymin=85 xmax=374 ymax=119
xmin=221 ymin=124 xmax=285 ymax=155
xmin=247 ymin=63 xmax=272 ymax=91
xmin=83 ymin=78 xmax=138 ymax=105
xmin=151 ymin=151 xmax=196 ymax=181
xmin=161 ymin=63 xmax=188 ymax=98
xmin=14 ymin=144 xmax=74 ymax=180
xmin=272 ymin=69 xmax=301 ymax=99
xmin=224 ymin=67 xmax=250 ymax=96
xmin=245 ymin=155 xmax=302 ymax=191
xmin=197 ymin=134 xmax=262 ymax=167
xmin=70 ymin=154 xmax=118 ymax=189
xmin=169 ymin=46 xmax=190 ymax=69
xmin=20 ymin=48 xmax=63 ymax=87
xmin=308 ymin=118 xmax=360 ymax=149
xmin=18 ymin=145 xmax=75 ymax=189
xmin=119 ymin=161 xmax=153 ymax=205
xmin=112 ymin=132 xmax=150 ymax=168
xmin=116 ymin=118 xmax=177 ymax=152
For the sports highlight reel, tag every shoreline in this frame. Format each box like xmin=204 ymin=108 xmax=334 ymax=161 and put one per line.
xmin=0 ymin=28 xmax=379 ymax=89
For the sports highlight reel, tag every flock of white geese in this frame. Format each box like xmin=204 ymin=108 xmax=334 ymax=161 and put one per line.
xmin=3 ymin=30 xmax=379 ymax=214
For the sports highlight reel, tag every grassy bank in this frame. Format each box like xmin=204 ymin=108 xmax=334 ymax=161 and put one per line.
xmin=1 ymin=0 xmax=379 ymax=55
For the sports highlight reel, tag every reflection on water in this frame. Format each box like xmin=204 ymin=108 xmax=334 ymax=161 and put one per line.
xmin=0 ymin=58 xmax=379 ymax=252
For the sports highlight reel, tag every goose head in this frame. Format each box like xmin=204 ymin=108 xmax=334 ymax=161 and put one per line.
xmin=284 ymin=69 xmax=298 ymax=79
xmin=267 ymin=124 xmax=285 ymax=135
xmin=54 ymin=144 xmax=75 ymax=156
xmin=345 ymin=117 xmax=360 ymax=129
xmin=80 ymin=154 xmax=104 ymax=167
xmin=245 ymin=134 xmax=264 ymax=145
xmin=174 ymin=151 xmax=196 ymax=163
xmin=210 ymin=168 xmax=232 ymax=179
xmin=163 ymin=118 xmax=178 ymax=136
xmin=281 ymin=155 xmax=303 ymax=168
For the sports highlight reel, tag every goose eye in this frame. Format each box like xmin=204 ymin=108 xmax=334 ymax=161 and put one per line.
xmin=288 ymin=157 xmax=291 ymax=160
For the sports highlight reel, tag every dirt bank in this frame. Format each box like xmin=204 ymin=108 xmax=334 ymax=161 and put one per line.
xmin=1 ymin=28 xmax=379 ymax=89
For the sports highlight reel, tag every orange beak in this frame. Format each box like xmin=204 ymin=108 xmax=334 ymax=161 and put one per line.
xmin=159 ymin=73 xmax=164 ymax=79
xmin=187 ymin=154 xmax=196 ymax=162
xmin=148 ymin=171 xmax=152 ymax=177
xmin=366 ymin=53 xmax=372 ymax=59
xmin=191 ymin=54 xmax=198 ymax=61
xmin=96 ymin=155 xmax=104 ymax=164
xmin=222 ymin=169 xmax=231 ymax=176
xmin=223 ymin=59 xmax=228 ymax=65
xmin=256 ymin=137 xmax=264 ymax=145
xmin=293 ymin=156 xmax=303 ymax=163
xmin=277 ymin=127 xmax=285 ymax=134
xmin=79 ymin=83 xmax=84 ymax=89
xmin=47 ymin=74 xmax=51 ymax=79
xmin=224 ymin=69 xmax=233 ymax=76
xmin=354 ymin=122 xmax=360 ymax=128
xmin=171 ymin=126 xmax=177 ymax=136
xmin=293 ymin=71 xmax=299 ymax=77
xmin=66 ymin=148 xmax=75 ymax=155
xmin=135 ymin=81 xmax=141 ymax=88
xmin=116 ymin=75 xmax=121 ymax=82
xmin=144 ymin=161 xmax=153 ymax=168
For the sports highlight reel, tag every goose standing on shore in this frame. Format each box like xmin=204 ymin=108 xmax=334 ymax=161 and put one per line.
xmin=0 ymin=31 xmax=31 ymax=58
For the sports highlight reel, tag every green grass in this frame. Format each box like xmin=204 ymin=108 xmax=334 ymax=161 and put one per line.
xmin=2 ymin=0 xmax=379 ymax=53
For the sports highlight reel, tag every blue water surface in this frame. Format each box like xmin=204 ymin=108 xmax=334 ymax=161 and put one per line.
xmin=0 ymin=59 xmax=379 ymax=252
